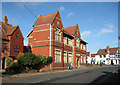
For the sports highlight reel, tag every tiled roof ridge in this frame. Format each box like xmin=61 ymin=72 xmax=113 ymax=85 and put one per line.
xmin=41 ymin=12 xmax=56 ymax=17
xmin=64 ymin=25 xmax=76 ymax=28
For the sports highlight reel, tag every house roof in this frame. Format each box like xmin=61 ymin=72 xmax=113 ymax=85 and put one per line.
xmin=91 ymin=54 xmax=96 ymax=57
xmin=0 ymin=21 xmax=19 ymax=36
xmin=109 ymin=47 xmax=119 ymax=54
xmin=27 ymin=10 xmax=59 ymax=37
xmin=97 ymin=47 xmax=119 ymax=55
xmin=33 ymin=10 xmax=59 ymax=27
xmin=0 ymin=21 xmax=8 ymax=40
xmin=7 ymin=25 xmax=18 ymax=36
xmin=64 ymin=25 xmax=76 ymax=35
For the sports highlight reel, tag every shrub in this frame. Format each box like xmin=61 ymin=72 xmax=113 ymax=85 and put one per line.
xmin=16 ymin=53 xmax=24 ymax=59
xmin=37 ymin=55 xmax=47 ymax=64
xmin=47 ymin=56 xmax=53 ymax=65
xmin=17 ymin=52 xmax=40 ymax=70
xmin=6 ymin=62 xmax=25 ymax=73
xmin=6 ymin=58 xmax=12 ymax=66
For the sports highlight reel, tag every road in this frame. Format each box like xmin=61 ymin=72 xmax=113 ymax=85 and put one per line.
xmin=2 ymin=66 xmax=119 ymax=84
xmin=35 ymin=66 xmax=119 ymax=84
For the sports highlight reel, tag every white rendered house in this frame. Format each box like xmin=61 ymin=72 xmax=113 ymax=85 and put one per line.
xmin=86 ymin=52 xmax=91 ymax=64
xmin=95 ymin=46 xmax=120 ymax=65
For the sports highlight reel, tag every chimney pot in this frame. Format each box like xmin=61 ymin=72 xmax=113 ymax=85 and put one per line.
xmin=3 ymin=16 xmax=8 ymax=24
xmin=106 ymin=46 xmax=110 ymax=54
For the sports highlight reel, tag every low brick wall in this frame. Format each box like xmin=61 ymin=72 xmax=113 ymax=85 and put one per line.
xmin=39 ymin=65 xmax=50 ymax=72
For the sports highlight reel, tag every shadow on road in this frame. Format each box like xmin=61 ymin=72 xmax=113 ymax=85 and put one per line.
xmin=90 ymin=70 xmax=120 ymax=85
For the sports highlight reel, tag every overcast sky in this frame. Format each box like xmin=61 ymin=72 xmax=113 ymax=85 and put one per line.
xmin=2 ymin=2 xmax=118 ymax=54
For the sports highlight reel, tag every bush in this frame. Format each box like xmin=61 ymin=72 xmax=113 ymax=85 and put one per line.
xmin=37 ymin=55 xmax=47 ymax=64
xmin=6 ymin=58 xmax=12 ymax=66
xmin=47 ymin=56 xmax=53 ymax=64
xmin=16 ymin=53 xmax=24 ymax=59
xmin=6 ymin=62 xmax=25 ymax=73
xmin=17 ymin=52 xmax=40 ymax=70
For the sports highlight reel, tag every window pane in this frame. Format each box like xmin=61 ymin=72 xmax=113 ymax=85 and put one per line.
xmin=55 ymin=49 xmax=61 ymax=63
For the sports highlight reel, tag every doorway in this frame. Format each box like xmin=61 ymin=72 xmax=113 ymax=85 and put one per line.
xmin=77 ymin=58 xmax=80 ymax=68
xmin=111 ymin=60 xmax=114 ymax=65
xmin=2 ymin=57 xmax=5 ymax=69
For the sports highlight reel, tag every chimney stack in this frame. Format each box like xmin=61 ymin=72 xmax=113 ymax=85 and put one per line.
xmin=106 ymin=46 xmax=110 ymax=54
xmin=3 ymin=16 xmax=8 ymax=24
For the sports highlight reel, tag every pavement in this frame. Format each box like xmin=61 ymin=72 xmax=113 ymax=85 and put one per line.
xmin=1 ymin=65 xmax=119 ymax=84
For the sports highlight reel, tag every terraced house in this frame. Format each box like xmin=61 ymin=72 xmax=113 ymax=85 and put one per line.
xmin=27 ymin=10 xmax=87 ymax=71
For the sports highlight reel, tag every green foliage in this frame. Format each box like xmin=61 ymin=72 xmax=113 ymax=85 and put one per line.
xmin=6 ymin=62 xmax=25 ymax=73
xmin=17 ymin=52 xmax=40 ymax=70
xmin=6 ymin=58 xmax=12 ymax=66
xmin=47 ymin=56 xmax=53 ymax=64
xmin=16 ymin=53 xmax=24 ymax=59
xmin=6 ymin=52 xmax=53 ymax=73
xmin=37 ymin=55 xmax=47 ymax=64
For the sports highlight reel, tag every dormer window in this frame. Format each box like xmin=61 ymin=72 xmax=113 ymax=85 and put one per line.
xmin=16 ymin=33 xmax=19 ymax=40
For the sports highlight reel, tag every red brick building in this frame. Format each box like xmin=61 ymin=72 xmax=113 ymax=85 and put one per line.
xmin=27 ymin=10 xmax=87 ymax=71
xmin=0 ymin=16 xmax=24 ymax=69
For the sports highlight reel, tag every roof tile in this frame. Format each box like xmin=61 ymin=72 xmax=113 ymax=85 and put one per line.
xmin=97 ymin=47 xmax=119 ymax=55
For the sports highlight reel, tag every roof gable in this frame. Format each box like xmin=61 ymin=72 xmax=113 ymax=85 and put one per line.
xmin=64 ymin=24 xmax=81 ymax=38
xmin=97 ymin=47 xmax=119 ymax=55
xmin=74 ymin=24 xmax=81 ymax=38
xmin=33 ymin=10 xmax=59 ymax=27
xmin=64 ymin=25 xmax=76 ymax=35
xmin=7 ymin=26 xmax=18 ymax=36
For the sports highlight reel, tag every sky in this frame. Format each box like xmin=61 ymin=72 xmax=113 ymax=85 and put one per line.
xmin=1 ymin=2 xmax=119 ymax=54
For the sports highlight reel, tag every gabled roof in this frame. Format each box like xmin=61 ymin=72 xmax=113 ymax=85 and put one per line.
xmin=64 ymin=25 xmax=76 ymax=35
xmin=97 ymin=49 xmax=106 ymax=55
xmin=7 ymin=25 xmax=18 ymax=36
xmin=97 ymin=47 xmax=119 ymax=55
xmin=27 ymin=10 xmax=59 ymax=37
xmin=33 ymin=10 xmax=59 ymax=27
xmin=109 ymin=47 xmax=119 ymax=54
xmin=0 ymin=21 xmax=8 ymax=40
xmin=0 ymin=21 xmax=19 ymax=36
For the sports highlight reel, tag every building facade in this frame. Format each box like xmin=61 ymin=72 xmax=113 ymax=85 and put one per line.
xmin=95 ymin=46 xmax=120 ymax=65
xmin=27 ymin=10 xmax=87 ymax=71
xmin=0 ymin=16 xmax=24 ymax=69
